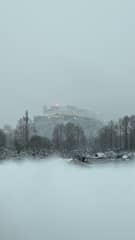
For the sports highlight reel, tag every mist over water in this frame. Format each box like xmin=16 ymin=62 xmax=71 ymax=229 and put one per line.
xmin=0 ymin=158 xmax=135 ymax=240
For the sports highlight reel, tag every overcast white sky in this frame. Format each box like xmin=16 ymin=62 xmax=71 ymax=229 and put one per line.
xmin=0 ymin=0 xmax=135 ymax=126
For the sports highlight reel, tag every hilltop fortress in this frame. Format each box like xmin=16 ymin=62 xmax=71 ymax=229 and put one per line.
xmin=33 ymin=105 xmax=103 ymax=139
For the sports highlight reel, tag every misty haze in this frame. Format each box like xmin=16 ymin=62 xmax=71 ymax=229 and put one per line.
xmin=0 ymin=0 xmax=135 ymax=125
xmin=1 ymin=0 xmax=135 ymax=239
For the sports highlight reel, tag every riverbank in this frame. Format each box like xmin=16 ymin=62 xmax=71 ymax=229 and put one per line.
xmin=0 ymin=148 xmax=135 ymax=165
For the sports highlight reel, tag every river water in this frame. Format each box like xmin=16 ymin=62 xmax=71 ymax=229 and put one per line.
xmin=0 ymin=158 xmax=135 ymax=240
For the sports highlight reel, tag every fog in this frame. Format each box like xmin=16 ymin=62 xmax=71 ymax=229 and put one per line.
xmin=0 ymin=158 xmax=135 ymax=240
xmin=0 ymin=0 xmax=135 ymax=125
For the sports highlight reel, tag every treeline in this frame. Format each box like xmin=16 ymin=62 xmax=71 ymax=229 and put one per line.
xmin=0 ymin=112 xmax=87 ymax=156
xmin=15 ymin=122 xmax=87 ymax=154
xmin=94 ymin=115 xmax=135 ymax=152
xmin=0 ymin=112 xmax=135 ymax=158
xmin=52 ymin=123 xmax=87 ymax=153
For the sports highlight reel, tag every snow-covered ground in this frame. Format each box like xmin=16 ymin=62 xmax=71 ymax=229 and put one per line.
xmin=0 ymin=158 xmax=135 ymax=240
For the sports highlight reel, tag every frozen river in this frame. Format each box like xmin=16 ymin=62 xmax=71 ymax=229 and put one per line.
xmin=0 ymin=158 xmax=135 ymax=240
